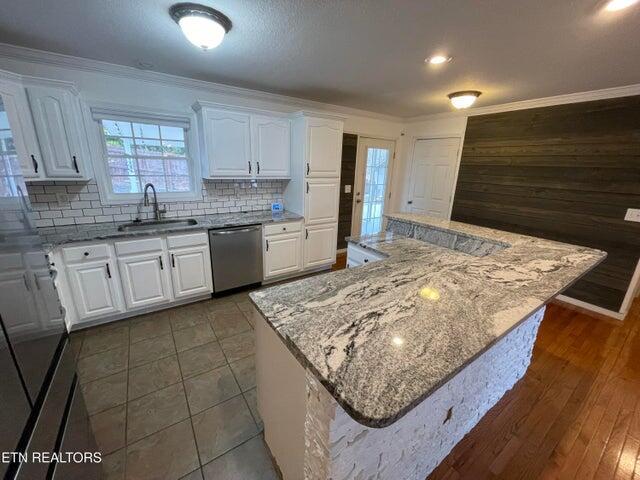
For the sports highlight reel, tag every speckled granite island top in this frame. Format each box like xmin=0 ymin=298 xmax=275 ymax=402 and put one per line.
xmin=250 ymin=213 xmax=606 ymax=428
xmin=37 ymin=210 xmax=303 ymax=248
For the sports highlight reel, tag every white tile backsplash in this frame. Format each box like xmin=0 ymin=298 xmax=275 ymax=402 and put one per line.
xmin=27 ymin=179 xmax=286 ymax=227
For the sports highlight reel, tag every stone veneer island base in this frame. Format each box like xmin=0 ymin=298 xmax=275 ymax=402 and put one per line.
xmin=255 ymin=306 xmax=545 ymax=480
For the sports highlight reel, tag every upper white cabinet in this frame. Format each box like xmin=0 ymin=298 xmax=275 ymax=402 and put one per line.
xmin=306 ymin=117 xmax=343 ymax=177
xmin=251 ymin=114 xmax=290 ymax=178
xmin=194 ymin=102 xmax=291 ymax=179
xmin=26 ymin=82 xmax=90 ymax=179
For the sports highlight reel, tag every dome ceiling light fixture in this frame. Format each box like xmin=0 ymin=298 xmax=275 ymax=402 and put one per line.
xmin=169 ymin=3 xmax=232 ymax=50
xmin=426 ymin=55 xmax=452 ymax=65
xmin=447 ymin=90 xmax=482 ymax=109
xmin=604 ymin=0 xmax=638 ymax=11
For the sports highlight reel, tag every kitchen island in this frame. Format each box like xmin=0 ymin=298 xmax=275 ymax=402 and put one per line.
xmin=249 ymin=213 xmax=605 ymax=480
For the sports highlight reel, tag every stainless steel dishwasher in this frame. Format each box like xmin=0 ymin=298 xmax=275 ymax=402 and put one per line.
xmin=209 ymin=224 xmax=263 ymax=292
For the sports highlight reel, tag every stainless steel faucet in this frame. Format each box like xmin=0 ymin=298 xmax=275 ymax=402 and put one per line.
xmin=143 ymin=183 xmax=167 ymax=221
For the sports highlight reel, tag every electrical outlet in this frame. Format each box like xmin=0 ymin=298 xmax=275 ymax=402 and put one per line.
xmin=55 ymin=192 xmax=70 ymax=204
xmin=344 ymin=185 xmax=352 ymax=194
xmin=624 ymin=208 xmax=640 ymax=223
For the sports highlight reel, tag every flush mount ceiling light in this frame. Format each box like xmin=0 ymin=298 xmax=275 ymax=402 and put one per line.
xmin=604 ymin=0 xmax=638 ymax=10
xmin=447 ymin=90 xmax=482 ymax=109
xmin=170 ymin=3 xmax=232 ymax=50
xmin=426 ymin=55 xmax=452 ymax=65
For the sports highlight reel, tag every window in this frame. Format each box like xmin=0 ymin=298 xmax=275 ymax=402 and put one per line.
xmin=0 ymin=97 xmax=21 ymax=198
xmin=96 ymin=113 xmax=199 ymax=201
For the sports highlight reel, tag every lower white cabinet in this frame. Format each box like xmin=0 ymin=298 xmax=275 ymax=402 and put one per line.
xmin=169 ymin=245 xmax=213 ymax=299
xmin=304 ymin=223 xmax=337 ymax=269
xmin=118 ymin=252 xmax=172 ymax=310
xmin=264 ymin=232 xmax=303 ymax=279
xmin=67 ymin=260 xmax=122 ymax=320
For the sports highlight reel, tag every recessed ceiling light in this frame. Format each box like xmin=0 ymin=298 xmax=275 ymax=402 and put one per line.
xmin=426 ymin=55 xmax=452 ymax=65
xmin=604 ymin=0 xmax=638 ymax=10
xmin=170 ymin=3 xmax=232 ymax=50
xmin=448 ymin=91 xmax=482 ymax=109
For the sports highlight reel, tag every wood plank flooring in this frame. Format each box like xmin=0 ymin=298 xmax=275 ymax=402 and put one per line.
xmin=427 ymin=297 xmax=640 ymax=480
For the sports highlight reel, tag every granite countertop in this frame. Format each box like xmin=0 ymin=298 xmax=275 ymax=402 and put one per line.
xmin=38 ymin=210 xmax=303 ymax=249
xmin=250 ymin=213 xmax=606 ymax=428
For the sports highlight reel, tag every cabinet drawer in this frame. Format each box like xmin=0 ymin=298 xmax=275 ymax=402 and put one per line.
xmin=115 ymin=237 xmax=163 ymax=256
xmin=62 ymin=243 xmax=110 ymax=264
xmin=264 ymin=221 xmax=301 ymax=236
xmin=347 ymin=243 xmax=385 ymax=265
xmin=167 ymin=232 xmax=208 ymax=249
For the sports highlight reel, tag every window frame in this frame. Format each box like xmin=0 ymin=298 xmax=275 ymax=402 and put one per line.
xmin=89 ymin=105 xmax=202 ymax=204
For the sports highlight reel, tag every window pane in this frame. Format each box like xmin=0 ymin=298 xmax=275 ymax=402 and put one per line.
xmin=111 ymin=176 xmax=141 ymax=193
xmin=132 ymin=123 xmax=160 ymax=139
xmin=108 ymin=157 xmax=138 ymax=176
xmin=165 ymin=159 xmax=189 ymax=176
xmin=138 ymin=158 xmax=164 ymax=175
xmin=135 ymin=139 xmax=163 ymax=157
xmin=140 ymin=176 xmax=166 ymax=191
xmin=160 ymin=125 xmax=184 ymax=141
xmin=167 ymin=176 xmax=191 ymax=192
xmin=162 ymin=140 xmax=186 ymax=157
xmin=102 ymin=120 xmax=132 ymax=137
xmin=105 ymin=136 xmax=135 ymax=156
xmin=0 ymin=109 xmax=9 ymax=130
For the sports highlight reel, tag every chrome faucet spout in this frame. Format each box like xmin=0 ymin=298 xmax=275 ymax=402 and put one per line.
xmin=142 ymin=183 xmax=166 ymax=221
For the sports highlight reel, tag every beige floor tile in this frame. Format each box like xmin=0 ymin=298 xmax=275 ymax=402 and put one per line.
xmin=192 ymin=395 xmax=258 ymax=464
xmin=201 ymin=435 xmax=277 ymax=480
xmin=169 ymin=303 xmax=209 ymax=331
xmin=126 ymin=419 xmax=199 ymax=480
xmin=128 ymin=355 xmax=182 ymax=400
xmin=243 ymin=388 xmax=263 ymax=431
xmin=173 ymin=323 xmax=216 ymax=352
xmin=235 ymin=300 xmax=254 ymax=313
xmin=129 ymin=333 xmax=176 ymax=367
xmin=180 ymin=469 xmax=203 ymax=480
xmin=203 ymin=300 xmax=241 ymax=315
xmin=101 ymin=447 xmax=126 ymax=480
xmin=127 ymin=383 xmax=190 ymax=443
xmin=229 ymin=355 xmax=255 ymax=392
xmin=210 ymin=311 xmax=251 ymax=339
xmin=80 ymin=325 xmax=129 ymax=357
xmin=81 ymin=371 xmax=127 ymax=415
xmin=77 ymin=346 xmax=128 ymax=384
xmin=219 ymin=331 xmax=254 ymax=363
xmin=89 ymin=404 xmax=126 ymax=455
xmin=129 ymin=312 xmax=172 ymax=344
xmin=178 ymin=342 xmax=227 ymax=379
xmin=183 ymin=365 xmax=240 ymax=414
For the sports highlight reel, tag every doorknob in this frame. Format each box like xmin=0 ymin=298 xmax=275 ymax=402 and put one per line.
xmin=356 ymin=199 xmax=362 ymax=204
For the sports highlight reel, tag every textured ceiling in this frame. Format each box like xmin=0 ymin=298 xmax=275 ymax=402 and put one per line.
xmin=0 ymin=0 xmax=638 ymax=117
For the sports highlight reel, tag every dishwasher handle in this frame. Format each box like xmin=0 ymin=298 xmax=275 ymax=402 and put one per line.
xmin=209 ymin=225 xmax=262 ymax=235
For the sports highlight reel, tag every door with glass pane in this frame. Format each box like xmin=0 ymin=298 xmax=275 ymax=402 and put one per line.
xmin=352 ymin=138 xmax=395 ymax=237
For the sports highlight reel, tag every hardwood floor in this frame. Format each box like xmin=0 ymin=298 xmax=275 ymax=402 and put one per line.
xmin=332 ymin=251 xmax=347 ymax=270
xmin=428 ymin=297 xmax=640 ymax=480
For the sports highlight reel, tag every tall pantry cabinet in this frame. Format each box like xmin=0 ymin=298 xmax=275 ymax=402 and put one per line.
xmin=284 ymin=113 xmax=343 ymax=271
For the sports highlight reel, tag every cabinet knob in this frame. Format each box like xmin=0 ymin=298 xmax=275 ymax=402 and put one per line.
xmin=84 ymin=251 xmax=90 ymax=256
xmin=282 ymin=227 xmax=286 ymax=231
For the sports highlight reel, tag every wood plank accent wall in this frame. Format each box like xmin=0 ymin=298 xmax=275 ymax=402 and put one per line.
xmin=451 ymin=95 xmax=640 ymax=312
xmin=337 ymin=133 xmax=358 ymax=250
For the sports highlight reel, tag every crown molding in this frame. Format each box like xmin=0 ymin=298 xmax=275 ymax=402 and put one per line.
xmin=405 ymin=83 xmax=640 ymax=123
xmin=0 ymin=42 xmax=401 ymax=124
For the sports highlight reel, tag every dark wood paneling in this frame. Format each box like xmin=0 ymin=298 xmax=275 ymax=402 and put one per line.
xmin=452 ymin=95 xmax=640 ymax=312
xmin=337 ymin=133 xmax=358 ymax=250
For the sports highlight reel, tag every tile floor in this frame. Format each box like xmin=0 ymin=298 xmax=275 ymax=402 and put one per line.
xmin=72 ymin=290 xmax=278 ymax=480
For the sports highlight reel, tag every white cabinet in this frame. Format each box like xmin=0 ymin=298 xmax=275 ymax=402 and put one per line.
xmin=118 ymin=252 xmax=172 ymax=310
xmin=67 ymin=260 xmax=122 ymax=320
xmin=0 ymin=72 xmax=43 ymax=179
xmin=346 ymin=243 xmax=385 ymax=268
xmin=0 ymin=270 xmax=41 ymax=334
xmin=264 ymin=226 xmax=302 ymax=279
xmin=251 ymin=115 xmax=290 ymax=178
xmin=305 ymin=178 xmax=340 ymax=225
xmin=198 ymin=107 xmax=252 ymax=178
xmin=306 ymin=117 xmax=343 ymax=177
xmin=26 ymin=82 xmax=89 ymax=179
xmin=169 ymin=245 xmax=212 ymax=299
xmin=304 ymin=223 xmax=337 ymax=269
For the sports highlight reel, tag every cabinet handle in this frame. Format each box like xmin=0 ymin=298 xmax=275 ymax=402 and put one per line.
xmin=306 ymin=182 xmax=309 ymax=194
xmin=171 ymin=254 xmax=175 ymax=268
xmin=72 ymin=156 xmax=79 ymax=173
xmin=364 ymin=258 xmax=369 ymax=263
xmin=159 ymin=256 xmax=164 ymax=270
xmin=31 ymin=155 xmax=39 ymax=174
xmin=265 ymin=239 xmax=269 ymax=251
xmin=305 ymin=229 xmax=309 ymax=240
xmin=257 ymin=161 xmax=260 ymax=174
xmin=248 ymin=161 xmax=252 ymax=174
xmin=306 ymin=163 xmax=310 ymax=175
xmin=106 ymin=263 xmax=112 ymax=278
xmin=407 ymin=200 xmax=413 ymax=205
xmin=23 ymin=274 xmax=30 ymax=291
xmin=33 ymin=273 xmax=41 ymax=290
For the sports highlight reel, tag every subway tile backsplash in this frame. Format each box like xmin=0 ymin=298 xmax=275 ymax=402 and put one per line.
xmin=26 ymin=179 xmax=286 ymax=227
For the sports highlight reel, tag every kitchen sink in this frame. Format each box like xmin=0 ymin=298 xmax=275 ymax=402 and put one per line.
xmin=117 ymin=219 xmax=198 ymax=232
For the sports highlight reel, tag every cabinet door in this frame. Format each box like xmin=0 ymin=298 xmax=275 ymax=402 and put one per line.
xmin=264 ymin=232 xmax=302 ymax=279
xmin=306 ymin=118 xmax=342 ymax=177
xmin=304 ymin=223 xmax=337 ymax=269
xmin=169 ymin=245 xmax=213 ymax=299
xmin=204 ymin=109 xmax=252 ymax=177
xmin=67 ymin=261 xmax=121 ymax=320
xmin=252 ymin=115 xmax=290 ymax=178
xmin=27 ymin=85 xmax=86 ymax=178
xmin=0 ymin=271 xmax=40 ymax=335
xmin=304 ymin=178 xmax=339 ymax=225
xmin=0 ymin=75 xmax=42 ymax=179
xmin=118 ymin=253 xmax=172 ymax=310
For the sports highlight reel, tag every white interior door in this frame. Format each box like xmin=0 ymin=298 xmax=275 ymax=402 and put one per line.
xmin=407 ymin=137 xmax=460 ymax=218
xmin=352 ymin=138 xmax=395 ymax=236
